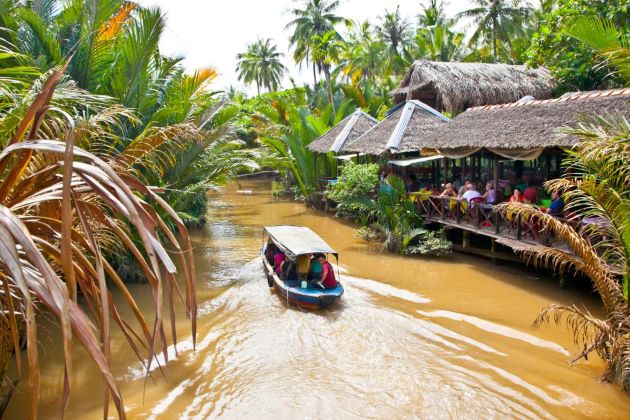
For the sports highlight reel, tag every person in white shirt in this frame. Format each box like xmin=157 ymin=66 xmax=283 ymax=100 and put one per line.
xmin=462 ymin=183 xmax=482 ymax=202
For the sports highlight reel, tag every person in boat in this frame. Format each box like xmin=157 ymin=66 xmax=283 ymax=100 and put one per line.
xmin=296 ymin=254 xmax=310 ymax=280
xmin=314 ymin=254 xmax=337 ymax=290
xmin=273 ymin=251 xmax=285 ymax=275
xmin=281 ymin=255 xmax=297 ymax=280
xmin=308 ymin=253 xmax=323 ymax=281
xmin=264 ymin=243 xmax=276 ymax=265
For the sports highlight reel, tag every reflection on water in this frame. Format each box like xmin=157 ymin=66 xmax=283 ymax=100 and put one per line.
xmin=5 ymin=179 xmax=629 ymax=419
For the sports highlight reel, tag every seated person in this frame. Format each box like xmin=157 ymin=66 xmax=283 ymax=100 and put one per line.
xmin=482 ymin=182 xmax=495 ymax=204
xmin=296 ymin=254 xmax=309 ymax=279
xmin=308 ymin=253 xmax=323 ymax=280
xmin=273 ymin=252 xmax=285 ymax=275
xmin=264 ymin=243 xmax=276 ymax=265
xmin=462 ymin=183 xmax=482 ymax=202
xmin=313 ymin=254 xmax=337 ymax=289
xmin=509 ymin=188 xmax=524 ymax=203
xmin=440 ymin=183 xmax=457 ymax=197
xmin=281 ymin=255 xmax=297 ymax=280
xmin=458 ymin=180 xmax=471 ymax=198
xmin=523 ymin=183 xmax=539 ymax=204
xmin=547 ymin=190 xmax=565 ymax=216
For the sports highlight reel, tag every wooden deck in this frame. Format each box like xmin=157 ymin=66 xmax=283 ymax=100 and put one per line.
xmin=416 ymin=195 xmax=575 ymax=264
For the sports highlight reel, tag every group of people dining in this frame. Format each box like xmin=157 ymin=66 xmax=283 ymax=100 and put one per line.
xmin=439 ymin=179 xmax=565 ymax=216
xmin=264 ymin=245 xmax=338 ymax=290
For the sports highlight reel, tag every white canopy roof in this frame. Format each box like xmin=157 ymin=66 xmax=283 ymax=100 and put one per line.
xmin=264 ymin=226 xmax=337 ymax=259
xmin=388 ymin=155 xmax=444 ymax=167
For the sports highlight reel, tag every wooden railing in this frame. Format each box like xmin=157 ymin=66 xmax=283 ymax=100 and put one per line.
xmin=415 ymin=195 xmax=549 ymax=243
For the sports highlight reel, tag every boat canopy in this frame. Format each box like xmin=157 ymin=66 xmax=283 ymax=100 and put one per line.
xmin=264 ymin=225 xmax=337 ymax=259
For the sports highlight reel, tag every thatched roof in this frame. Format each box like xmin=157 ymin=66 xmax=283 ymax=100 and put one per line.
xmin=306 ymin=110 xmax=378 ymax=153
xmin=392 ymin=60 xmax=555 ymax=113
xmin=342 ymin=100 xmax=450 ymax=155
xmin=426 ymin=88 xmax=630 ymax=150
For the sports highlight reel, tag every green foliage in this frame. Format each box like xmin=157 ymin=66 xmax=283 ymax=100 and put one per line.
xmin=564 ymin=16 xmax=630 ymax=83
xmin=236 ymin=38 xmax=287 ymax=94
xmin=404 ymin=229 xmax=453 ymax=257
xmin=527 ymin=0 xmax=629 ymax=92
xmin=326 ymin=161 xmax=379 ymax=218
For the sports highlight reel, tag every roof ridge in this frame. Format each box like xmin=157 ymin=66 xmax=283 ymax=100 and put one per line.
xmin=467 ymin=88 xmax=630 ymax=112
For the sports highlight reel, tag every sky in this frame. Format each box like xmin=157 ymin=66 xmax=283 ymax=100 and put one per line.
xmin=136 ymin=0 xmax=476 ymax=93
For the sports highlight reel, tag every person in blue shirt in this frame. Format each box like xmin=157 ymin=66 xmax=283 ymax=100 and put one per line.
xmin=546 ymin=190 xmax=565 ymax=216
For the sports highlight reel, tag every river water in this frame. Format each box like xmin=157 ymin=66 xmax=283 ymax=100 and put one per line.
xmin=5 ymin=179 xmax=629 ymax=419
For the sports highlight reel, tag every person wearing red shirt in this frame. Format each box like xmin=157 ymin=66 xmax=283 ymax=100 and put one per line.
xmin=523 ymin=183 xmax=539 ymax=204
xmin=315 ymin=254 xmax=338 ymax=289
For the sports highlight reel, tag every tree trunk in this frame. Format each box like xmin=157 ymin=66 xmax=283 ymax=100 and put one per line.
xmin=492 ymin=15 xmax=497 ymax=63
xmin=312 ymin=63 xmax=318 ymax=88
xmin=324 ymin=66 xmax=335 ymax=114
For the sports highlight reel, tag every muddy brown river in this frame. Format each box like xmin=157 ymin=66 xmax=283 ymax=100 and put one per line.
xmin=5 ymin=179 xmax=629 ymax=418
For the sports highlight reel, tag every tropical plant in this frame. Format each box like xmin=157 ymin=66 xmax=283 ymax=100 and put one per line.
xmin=413 ymin=22 xmax=465 ymax=62
xmin=456 ymin=0 xmax=532 ymax=63
xmin=376 ymin=6 xmax=412 ymax=74
xmin=357 ymin=175 xmax=422 ymax=253
xmin=0 ymin=70 xmax=197 ymax=418
xmin=256 ymin=95 xmax=343 ymax=204
xmin=527 ymin=0 xmax=629 ymax=92
xmin=564 ymin=16 xmax=630 ymax=83
xmin=418 ymin=0 xmax=449 ymax=27
xmin=236 ymin=38 xmax=287 ymax=94
xmin=285 ymin=0 xmax=348 ymax=87
xmin=496 ymin=115 xmax=630 ymax=391
xmin=326 ymin=161 xmax=379 ymax=220
xmin=311 ymin=30 xmax=342 ymax=111
xmin=339 ymin=21 xmax=387 ymax=85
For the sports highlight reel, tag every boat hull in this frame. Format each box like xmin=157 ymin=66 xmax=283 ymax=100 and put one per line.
xmin=262 ymin=256 xmax=343 ymax=310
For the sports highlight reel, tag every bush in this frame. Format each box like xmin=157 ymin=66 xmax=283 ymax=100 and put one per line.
xmin=326 ymin=162 xmax=379 ymax=219
xmin=404 ymin=229 xmax=453 ymax=257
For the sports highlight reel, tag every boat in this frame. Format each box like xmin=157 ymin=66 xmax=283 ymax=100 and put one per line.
xmin=261 ymin=225 xmax=344 ymax=310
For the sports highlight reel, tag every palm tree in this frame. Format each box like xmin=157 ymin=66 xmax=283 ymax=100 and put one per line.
xmin=340 ymin=21 xmax=387 ymax=85
xmin=236 ymin=38 xmax=287 ymax=95
xmin=414 ymin=23 xmax=466 ymax=62
xmin=311 ymin=30 xmax=341 ymax=112
xmin=377 ymin=6 xmax=412 ymax=54
xmin=0 ymin=67 xmax=198 ymax=418
xmin=418 ymin=0 xmax=449 ymax=27
xmin=497 ymin=115 xmax=630 ymax=391
xmin=564 ymin=16 xmax=630 ymax=83
xmin=456 ymin=0 xmax=532 ymax=63
xmin=285 ymin=0 xmax=348 ymax=87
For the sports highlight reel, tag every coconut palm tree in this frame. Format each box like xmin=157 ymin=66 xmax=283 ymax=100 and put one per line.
xmin=564 ymin=16 xmax=630 ymax=83
xmin=418 ymin=0 xmax=449 ymax=27
xmin=339 ymin=21 xmax=388 ymax=85
xmin=497 ymin=115 xmax=630 ymax=391
xmin=377 ymin=6 xmax=412 ymax=54
xmin=311 ymin=30 xmax=342 ymax=112
xmin=0 ymin=68 xmax=198 ymax=418
xmin=456 ymin=0 xmax=532 ymax=63
xmin=236 ymin=38 xmax=287 ymax=95
xmin=413 ymin=23 xmax=466 ymax=62
xmin=285 ymin=0 xmax=348 ymax=87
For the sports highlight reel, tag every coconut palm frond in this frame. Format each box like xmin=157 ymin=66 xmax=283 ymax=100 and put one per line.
xmin=534 ymin=304 xmax=612 ymax=362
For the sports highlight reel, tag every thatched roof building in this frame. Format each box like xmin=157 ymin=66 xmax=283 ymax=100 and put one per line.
xmin=427 ymin=88 xmax=630 ymax=158
xmin=307 ymin=110 xmax=378 ymax=153
xmin=392 ymin=60 xmax=555 ymax=113
xmin=342 ymin=100 xmax=450 ymax=155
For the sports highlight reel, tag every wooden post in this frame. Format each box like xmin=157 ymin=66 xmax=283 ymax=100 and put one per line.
xmin=443 ymin=157 xmax=449 ymax=185
xmin=493 ymin=154 xmax=499 ymax=201
xmin=462 ymin=230 xmax=470 ymax=249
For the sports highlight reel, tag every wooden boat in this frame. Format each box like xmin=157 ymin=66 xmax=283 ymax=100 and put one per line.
xmin=261 ymin=225 xmax=344 ymax=310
